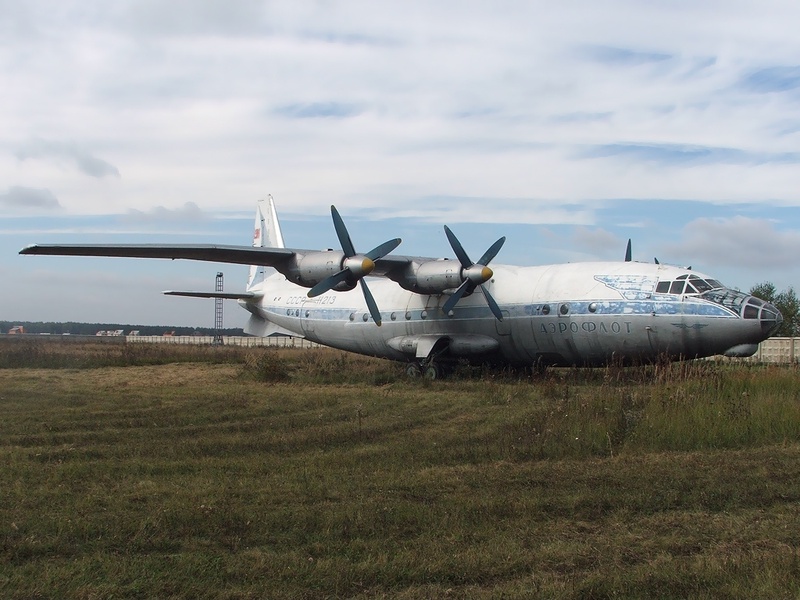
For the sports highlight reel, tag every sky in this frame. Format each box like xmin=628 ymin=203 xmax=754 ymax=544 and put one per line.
xmin=3 ymin=0 xmax=800 ymax=329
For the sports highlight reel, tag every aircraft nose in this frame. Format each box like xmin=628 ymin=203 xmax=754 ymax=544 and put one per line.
xmin=742 ymin=295 xmax=783 ymax=337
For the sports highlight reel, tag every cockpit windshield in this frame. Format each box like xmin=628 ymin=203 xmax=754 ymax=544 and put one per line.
xmin=655 ymin=274 xmax=723 ymax=296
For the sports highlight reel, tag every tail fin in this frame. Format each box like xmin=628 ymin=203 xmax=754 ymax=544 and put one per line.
xmin=248 ymin=195 xmax=286 ymax=289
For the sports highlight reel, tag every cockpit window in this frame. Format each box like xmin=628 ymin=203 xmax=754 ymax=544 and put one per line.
xmin=691 ymin=279 xmax=713 ymax=293
xmin=744 ymin=305 xmax=759 ymax=319
xmin=656 ymin=276 xmax=724 ymax=295
xmin=703 ymin=288 xmax=746 ymax=309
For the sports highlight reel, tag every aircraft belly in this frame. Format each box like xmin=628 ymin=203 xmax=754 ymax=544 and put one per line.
xmin=526 ymin=310 xmax=764 ymax=365
xmin=648 ymin=316 xmax=765 ymax=359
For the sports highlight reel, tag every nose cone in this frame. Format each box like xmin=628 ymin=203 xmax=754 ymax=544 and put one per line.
xmin=343 ymin=255 xmax=375 ymax=278
xmin=742 ymin=295 xmax=783 ymax=338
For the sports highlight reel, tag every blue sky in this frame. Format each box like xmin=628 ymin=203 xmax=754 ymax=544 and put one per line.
xmin=2 ymin=1 xmax=800 ymax=328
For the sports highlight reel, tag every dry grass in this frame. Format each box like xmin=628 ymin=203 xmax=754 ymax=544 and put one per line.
xmin=1 ymin=339 xmax=800 ymax=598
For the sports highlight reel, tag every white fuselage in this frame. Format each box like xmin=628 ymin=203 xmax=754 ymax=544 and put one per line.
xmin=241 ymin=261 xmax=776 ymax=367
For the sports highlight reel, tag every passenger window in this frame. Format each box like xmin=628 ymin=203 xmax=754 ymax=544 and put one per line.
xmin=656 ymin=281 xmax=670 ymax=293
xmin=669 ymin=281 xmax=685 ymax=295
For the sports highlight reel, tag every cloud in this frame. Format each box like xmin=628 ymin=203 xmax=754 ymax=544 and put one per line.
xmin=0 ymin=186 xmax=60 ymax=209
xmin=581 ymin=45 xmax=672 ymax=66
xmin=15 ymin=139 xmax=121 ymax=178
xmin=740 ymin=66 xmax=800 ymax=93
xmin=375 ymin=196 xmax=595 ymax=226
xmin=274 ymin=102 xmax=362 ymax=119
xmin=123 ymin=201 xmax=207 ymax=223
xmin=5 ymin=2 xmax=800 ymax=324
xmin=663 ymin=216 xmax=800 ymax=269
xmin=571 ymin=227 xmax=623 ymax=258
xmin=576 ymin=144 xmax=800 ymax=166
xmin=123 ymin=0 xmax=268 ymax=37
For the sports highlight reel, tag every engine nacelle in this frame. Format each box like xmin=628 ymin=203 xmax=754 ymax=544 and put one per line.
xmin=283 ymin=250 xmax=354 ymax=290
xmin=393 ymin=259 xmax=464 ymax=294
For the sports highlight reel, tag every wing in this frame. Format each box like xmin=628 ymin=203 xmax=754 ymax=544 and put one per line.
xmin=163 ymin=290 xmax=261 ymax=299
xmin=19 ymin=243 xmax=430 ymax=273
xmin=19 ymin=243 xmax=296 ymax=267
xmin=19 ymin=242 xmax=451 ymax=302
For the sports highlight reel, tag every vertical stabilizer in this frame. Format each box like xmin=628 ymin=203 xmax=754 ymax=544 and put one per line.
xmin=264 ymin=195 xmax=285 ymax=249
xmin=247 ymin=195 xmax=286 ymax=289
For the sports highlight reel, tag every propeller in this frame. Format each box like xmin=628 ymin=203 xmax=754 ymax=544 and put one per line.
xmin=307 ymin=206 xmax=401 ymax=326
xmin=440 ymin=225 xmax=506 ymax=321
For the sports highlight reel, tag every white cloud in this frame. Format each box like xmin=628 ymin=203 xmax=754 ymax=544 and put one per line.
xmin=16 ymin=138 xmax=120 ymax=178
xmin=0 ymin=186 xmax=60 ymax=209
xmin=4 ymin=0 xmax=800 ymax=324
xmin=664 ymin=216 xmax=800 ymax=269
xmin=123 ymin=201 xmax=207 ymax=223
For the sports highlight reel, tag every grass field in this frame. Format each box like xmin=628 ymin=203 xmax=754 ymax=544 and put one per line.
xmin=1 ymin=339 xmax=800 ymax=599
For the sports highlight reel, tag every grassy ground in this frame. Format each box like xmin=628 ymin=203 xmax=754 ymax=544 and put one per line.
xmin=1 ymin=340 xmax=800 ymax=598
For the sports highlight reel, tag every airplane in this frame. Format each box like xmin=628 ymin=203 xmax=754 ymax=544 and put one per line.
xmin=20 ymin=197 xmax=783 ymax=378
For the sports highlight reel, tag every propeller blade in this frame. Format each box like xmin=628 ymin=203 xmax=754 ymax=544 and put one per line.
xmin=365 ymin=237 xmax=402 ymax=261
xmin=477 ymin=236 xmax=506 ymax=266
xmin=307 ymin=269 xmax=350 ymax=298
xmin=480 ymin=285 xmax=503 ymax=321
xmin=441 ymin=280 xmax=471 ymax=315
xmin=331 ymin=205 xmax=356 ymax=257
xmin=440 ymin=225 xmax=505 ymax=319
xmin=359 ymin=279 xmax=382 ymax=326
xmin=443 ymin=225 xmax=472 ymax=269
xmin=625 ymin=239 xmax=632 ymax=262
xmin=320 ymin=207 xmax=401 ymax=323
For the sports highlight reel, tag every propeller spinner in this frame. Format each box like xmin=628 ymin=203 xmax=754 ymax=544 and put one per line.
xmin=307 ymin=206 xmax=401 ymax=326
xmin=441 ymin=226 xmax=506 ymax=321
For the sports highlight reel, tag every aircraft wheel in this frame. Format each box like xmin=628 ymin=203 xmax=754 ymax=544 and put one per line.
xmin=405 ymin=363 xmax=422 ymax=378
xmin=423 ymin=363 xmax=442 ymax=380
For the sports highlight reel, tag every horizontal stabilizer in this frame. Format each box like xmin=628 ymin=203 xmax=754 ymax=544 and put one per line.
xmin=163 ymin=290 xmax=260 ymax=300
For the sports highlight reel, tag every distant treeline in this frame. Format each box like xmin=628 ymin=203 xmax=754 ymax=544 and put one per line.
xmin=0 ymin=321 xmax=245 ymax=337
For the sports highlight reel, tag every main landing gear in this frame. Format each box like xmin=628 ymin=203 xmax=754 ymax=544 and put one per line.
xmin=405 ymin=361 xmax=445 ymax=380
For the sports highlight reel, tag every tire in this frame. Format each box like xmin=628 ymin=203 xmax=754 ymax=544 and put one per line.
xmin=405 ymin=363 xmax=422 ymax=378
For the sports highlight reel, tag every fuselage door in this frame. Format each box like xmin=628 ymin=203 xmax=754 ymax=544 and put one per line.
xmin=495 ymin=311 xmax=511 ymax=335
xmin=300 ymin=303 xmax=315 ymax=335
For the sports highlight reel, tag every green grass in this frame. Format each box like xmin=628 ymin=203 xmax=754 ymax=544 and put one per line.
xmin=1 ymin=339 xmax=800 ymax=598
